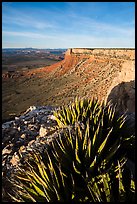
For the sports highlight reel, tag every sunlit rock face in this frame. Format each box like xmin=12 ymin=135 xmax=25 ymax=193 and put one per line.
xmin=65 ymin=48 xmax=135 ymax=114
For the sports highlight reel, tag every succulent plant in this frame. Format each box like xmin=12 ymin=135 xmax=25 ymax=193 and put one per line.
xmin=7 ymin=98 xmax=135 ymax=202
xmin=53 ymin=97 xmax=101 ymax=127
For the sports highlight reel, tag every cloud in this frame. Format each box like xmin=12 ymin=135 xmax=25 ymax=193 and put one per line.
xmin=2 ymin=30 xmax=135 ymax=48
xmin=65 ymin=14 xmax=135 ymax=38
xmin=2 ymin=31 xmax=58 ymax=39
xmin=2 ymin=4 xmax=57 ymax=31
xmin=3 ymin=15 xmax=56 ymax=30
xmin=2 ymin=2 xmax=135 ymax=48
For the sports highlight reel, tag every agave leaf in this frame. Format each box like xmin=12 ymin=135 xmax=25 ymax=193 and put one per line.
xmin=32 ymin=153 xmax=51 ymax=182
xmin=110 ymin=105 xmax=116 ymax=122
xmin=22 ymin=192 xmax=37 ymax=202
xmin=47 ymin=152 xmax=62 ymax=190
xmin=75 ymin=148 xmax=81 ymax=164
xmin=92 ymin=100 xmax=99 ymax=115
xmin=89 ymin=156 xmax=97 ymax=168
xmin=80 ymin=99 xmax=84 ymax=110
xmin=25 ymin=159 xmax=53 ymax=194
xmin=75 ymin=132 xmax=79 ymax=151
xmin=7 ymin=97 xmax=135 ymax=202
xmin=105 ymin=140 xmax=121 ymax=163
xmin=98 ymin=127 xmax=113 ymax=154
xmin=67 ymin=128 xmax=74 ymax=149
xmin=117 ymin=114 xmax=126 ymax=127
xmin=72 ymin=106 xmax=77 ymax=123
xmin=7 ymin=192 xmax=23 ymax=202
xmin=53 ymin=185 xmax=62 ymax=201
xmin=36 ymin=160 xmax=50 ymax=183
xmin=100 ymin=174 xmax=111 ymax=202
xmin=53 ymin=165 xmax=62 ymax=190
xmin=70 ymin=107 xmax=76 ymax=125
xmin=88 ymin=178 xmax=102 ymax=202
xmin=73 ymin=161 xmax=81 ymax=174
xmin=55 ymin=137 xmax=66 ymax=155
xmin=53 ymin=115 xmax=65 ymax=127
xmin=82 ymin=123 xmax=89 ymax=151
xmin=29 ymin=178 xmax=46 ymax=198
xmin=93 ymin=122 xmax=101 ymax=145
xmin=27 ymin=170 xmax=48 ymax=190
xmin=58 ymin=165 xmax=71 ymax=200
xmin=24 ymin=185 xmax=39 ymax=198
xmin=91 ymin=122 xmax=102 ymax=156
xmin=8 ymin=179 xmax=25 ymax=191
xmin=16 ymin=175 xmax=30 ymax=182
xmin=119 ymin=120 xmax=126 ymax=129
xmin=87 ymin=139 xmax=92 ymax=160
xmin=66 ymin=107 xmax=72 ymax=124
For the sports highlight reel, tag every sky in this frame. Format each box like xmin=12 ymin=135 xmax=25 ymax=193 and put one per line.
xmin=2 ymin=2 xmax=135 ymax=48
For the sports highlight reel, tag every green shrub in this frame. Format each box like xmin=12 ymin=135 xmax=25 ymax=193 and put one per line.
xmin=53 ymin=97 xmax=101 ymax=127
xmin=8 ymin=98 xmax=135 ymax=202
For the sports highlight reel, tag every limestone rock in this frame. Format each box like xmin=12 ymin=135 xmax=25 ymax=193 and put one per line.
xmin=10 ymin=152 xmax=20 ymax=166
xmin=39 ymin=125 xmax=48 ymax=137
xmin=2 ymin=105 xmax=57 ymax=181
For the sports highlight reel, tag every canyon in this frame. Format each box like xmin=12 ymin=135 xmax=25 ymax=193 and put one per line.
xmin=2 ymin=48 xmax=135 ymax=121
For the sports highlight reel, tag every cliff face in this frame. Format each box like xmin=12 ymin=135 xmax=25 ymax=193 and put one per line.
xmin=2 ymin=48 xmax=135 ymax=121
xmin=53 ymin=48 xmax=135 ymax=113
xmin=66 ymin=48 xmax=134 ymax=60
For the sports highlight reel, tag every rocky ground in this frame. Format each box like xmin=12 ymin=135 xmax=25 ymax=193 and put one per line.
xmin=2 ymin=106 xmax=57 ymax=173
xmin=2 ymin=105 xmax=59 ymax=201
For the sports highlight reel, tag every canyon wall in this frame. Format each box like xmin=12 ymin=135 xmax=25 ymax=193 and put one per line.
xmin=66 ymin=48 xmax=134 ymax=60
xmin=65 ymin=48 xmax=135 ymax=113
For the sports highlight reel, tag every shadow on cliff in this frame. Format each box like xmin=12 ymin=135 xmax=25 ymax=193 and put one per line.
xmin=107 ymin=80 xmax=135 ymax=164
xmin=107 ymin=80 xmax=135 ymax=114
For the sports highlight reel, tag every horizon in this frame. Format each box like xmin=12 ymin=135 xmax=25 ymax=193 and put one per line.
xmin=2 ymin=47 xmax=135 ymax=50
xmin=2 ymin=2 xmax=135 ymax=48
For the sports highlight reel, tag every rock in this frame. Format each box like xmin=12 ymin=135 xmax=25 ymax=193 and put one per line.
xmin=39 ymin=125 xmax=48 ymax=137
xmin=49 ymin=115 xmax=56 ymax=120
xmin=2 ymin=105 xmax=56 ymax=177
xmin=10 ymin=153 xmax=20 ymax=166
xmin=18 ymin=145 xmax=26 ymax=157
xmin=2 ymin=146 xmax=12 ymax=156
xmin=20 ymin=133 xmax=26 ymax=139
xmin=28 ymin=139 xmax=35 ymax=147
xmin=2 ymin=121 xmax=14 ymax=129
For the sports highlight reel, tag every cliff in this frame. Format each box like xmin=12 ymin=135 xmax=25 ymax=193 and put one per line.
xmin=45 ymin=48 xmax=135 ymax=113
xmin=2 ymin=48 xmax=135 ymax=121
xmin=65 ymin=48 xmax=134 ymax=60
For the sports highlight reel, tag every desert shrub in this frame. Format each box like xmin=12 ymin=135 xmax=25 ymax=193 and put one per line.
xmin=8 ymin=98 xmax=135 ymax=202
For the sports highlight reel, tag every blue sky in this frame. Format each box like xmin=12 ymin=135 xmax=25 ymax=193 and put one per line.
xmin=2 ymin=2 xmax=135 ymax=48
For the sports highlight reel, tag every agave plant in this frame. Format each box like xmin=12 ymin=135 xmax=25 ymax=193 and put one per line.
xmin=7 ymin=98 xmax=135 ymax=202
xmin=53 ymin=97 xmax=101 ymax=127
